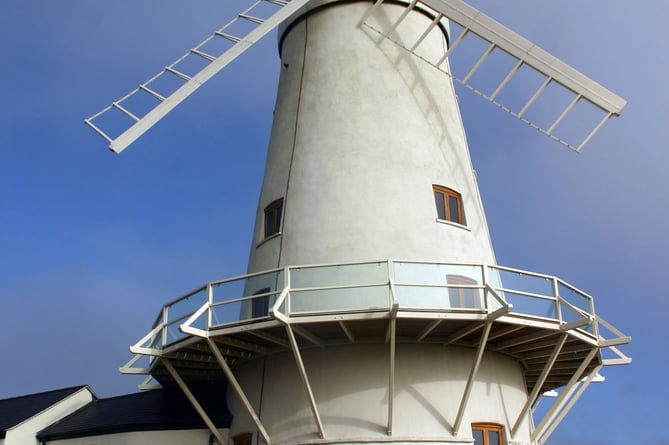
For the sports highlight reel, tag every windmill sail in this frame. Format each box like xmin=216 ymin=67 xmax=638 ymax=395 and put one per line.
xmin=86 ymin=0 xmax=626 ymax=153
xmin=85 ymin=0 xmax=310 ymax=154
xmin=363 ymin=0 xmax=626 ymax=152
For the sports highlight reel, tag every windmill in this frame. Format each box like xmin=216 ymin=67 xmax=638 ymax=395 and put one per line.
xmin=86 ymin=1 xmax=631 ymax=444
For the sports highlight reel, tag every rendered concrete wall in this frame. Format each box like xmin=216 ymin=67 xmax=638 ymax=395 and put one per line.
xmin=235 ymin=3 xmax=531 ymax=445
xmin=45 ymin=429 xmax=228 ymax=445
xmin=4 ymin=387 xmax=93 ymax=445
xmin=246 ymin=0 xmax=496 ymax=274
xmin=228 ymin=345 xmax=533 ymax=444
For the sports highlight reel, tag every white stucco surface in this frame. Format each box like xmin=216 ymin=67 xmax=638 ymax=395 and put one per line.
xmin=247 ymin=1 xmax=496 ymax=274
xmin=233 ymin=3 xmax=532 ymax=445
xmin=228 ymin=344 xmax=532 ymax=445
xmin=4 ymin=387 xmax=93 ymax=445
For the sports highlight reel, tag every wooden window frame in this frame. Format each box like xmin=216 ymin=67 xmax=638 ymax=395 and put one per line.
xmin=264 ymin=198 xmax=284 ymax=238
xmin=433 ymin=185 xmax=465 ymax=225
xmin=233 ymin=432 xmax=253 ymax=445
xmin=472 ymin=422 xmax=505 ymax=445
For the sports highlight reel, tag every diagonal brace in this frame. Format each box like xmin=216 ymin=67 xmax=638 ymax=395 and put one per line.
xmin=206 ymin=338 xmax=271 ymax=444
xmin=162 ymin=358 xmax=227 ymax=445
xmin=531 ymin=348 xmax=598 ymax=441
xmin=511 ymin=333 xmax=567 ymax=437
xmin=452 ymin=321 xmax=492 ymax=434
xmin=285 ymin=325 xmax=326 ymax=438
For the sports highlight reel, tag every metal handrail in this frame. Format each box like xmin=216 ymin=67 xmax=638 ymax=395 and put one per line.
xmin=148 ymin=259 xmax=607 ymax=348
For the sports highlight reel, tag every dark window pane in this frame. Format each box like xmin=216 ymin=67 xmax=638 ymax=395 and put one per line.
xmin=266 ymin=212 xmax=275 ymax=236
xmin=473 ymin=430 xmax=484 ymax=445
xmin=448 ymin=195 xmax=460 ymax=223
xmin=434 ymin=191 xmax=446 ymax=219
xmin=252 ymin=288 xmax=271 ymax=318
xmin=489 ymin=431 xmax=500 ymax=445
xmin=264 ymin=198 xmax=283 ymax=238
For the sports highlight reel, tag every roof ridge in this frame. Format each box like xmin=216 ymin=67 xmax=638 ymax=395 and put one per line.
xmin=0 ymin=385 xmax=89 ymax=403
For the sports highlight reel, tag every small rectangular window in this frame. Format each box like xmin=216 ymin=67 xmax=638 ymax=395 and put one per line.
xmin=233 ymin=432 xmax=253 ymax=445
xmin=433 ymin=185 xmax=465 ymax=225
xmin=252 ymin=288 xmax=271 ymax=318
xmin=264 ymin=198 xmax=283 ymax=238
xmin=472 ymin=423 xmax=504 ymax=445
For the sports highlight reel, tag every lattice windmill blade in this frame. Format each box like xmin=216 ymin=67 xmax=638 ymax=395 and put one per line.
xmin=85 ymin=0 xmax=310 ymax=154
xmin=362 ymin=0 xmax=626 ymax=152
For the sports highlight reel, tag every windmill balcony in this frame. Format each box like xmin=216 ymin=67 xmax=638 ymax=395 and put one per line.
xmin=123 ymin=260 xmax=630 ymax=397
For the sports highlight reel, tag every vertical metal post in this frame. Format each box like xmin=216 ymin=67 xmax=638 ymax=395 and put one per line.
xmin=162 ymin=305 xmax=169 ymax=347
xmin=552 ymin=278 xmax=561 ymax=324
xmin=207 ymin=283 xmax=213 ymax=330
xmin=481 ymin=265 xmax=489 ymax=311
xmin=387 ymin=303 xmax=398 ymax=435
xmin=284 ymin=266 xmax=291 ymax=317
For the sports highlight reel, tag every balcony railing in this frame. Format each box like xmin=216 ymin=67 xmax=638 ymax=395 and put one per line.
xmin=139 ymin=260 xmax=608 ymax=350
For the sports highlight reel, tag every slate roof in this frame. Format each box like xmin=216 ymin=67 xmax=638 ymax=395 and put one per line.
xmin=0 ymin=385 xmax=91 ymax=439
xmin=37 ymin=384 xmax=232 ymax=441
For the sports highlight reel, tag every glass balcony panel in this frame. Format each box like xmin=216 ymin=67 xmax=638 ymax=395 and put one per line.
xmin=558 ymin=282 xmax=592 ymax=316
xmin=148 ymin=332 xmax=162 ymax=350
xmin=394 ymin=263 xmax=484 ymax=310
xmin=243 ymin=270 xmax=284 ymax=299
xmin=394 ymin=285 xmax=450 ymax=309
xmin=394 ymin=262 xmax=483 ymax=287
xmin=291 ymin=262 xmax=388 ymax=289
xmin=166 ymin=287 xmax=207 ymax=325
xmin=396 ymin=285 xmax=484 ymax=310
xmin=239 ymin=293 xmax=279 ymax=320
xmin=492 ymin=268 xmax=554 ymax=297
xmin=210 ymin=270 xmax=283 ymax=323
xmin=211 ymin=278 xmax=245 ymax=303
xmin=506 ymin=291 xmax=557 ymax=319
xmin=290 ymin=286 xmax=389 ymax=314
xmin=165 ymin=322 xmax=187 ymax=344
xmin=210 ymin=300 xmax=243 ymax=327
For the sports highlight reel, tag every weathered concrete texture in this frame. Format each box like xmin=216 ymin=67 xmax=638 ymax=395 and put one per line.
xmin=247 ymin=1 xmax=496 ymax=274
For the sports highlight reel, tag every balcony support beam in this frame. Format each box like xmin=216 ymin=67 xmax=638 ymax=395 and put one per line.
xmin=452 ymin=321 xmax=492 ymax=435
xmin=162 ymin=358 xmax=227 ymax=445
xmin=206 ymin=338 xmax=271 ymax=444
xmin=511 ymin=333 xmax=567 ymax=438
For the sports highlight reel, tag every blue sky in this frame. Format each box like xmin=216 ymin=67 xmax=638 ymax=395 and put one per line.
xmin=0 ymin=1 xmax=666 ymax=444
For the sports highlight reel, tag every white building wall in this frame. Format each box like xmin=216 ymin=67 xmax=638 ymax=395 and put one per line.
xmin=4 ymin=387 xmax=93 ymax=445
xmin=228 ymin=345 xmax=533 ymax=445
xmin=234 ymin=2 xmax=531 ymax=445
xmin=45 ymin=429 xmax=228 ymax=445
xmin=247 ymin=0 xmax=496 ymax=274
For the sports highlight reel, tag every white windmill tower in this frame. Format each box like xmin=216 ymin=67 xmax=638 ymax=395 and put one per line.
xmin=86 ymin=1 xmax=631 ymax=444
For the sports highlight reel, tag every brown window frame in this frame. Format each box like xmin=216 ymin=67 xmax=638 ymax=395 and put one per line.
xmin=233 ymin=432 xmax=253 ymax=445
xmin=433 ymin=185 xmax=465 ymax=225
xmin=472 ymin=422 xmax=504 ymax=445
xmin=264 ymin=198 xmax=283 ymax=238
